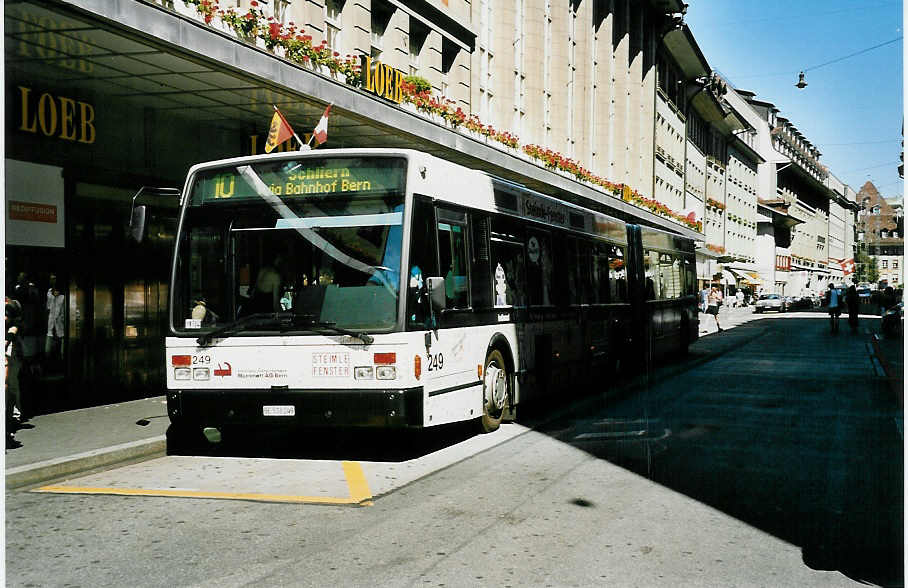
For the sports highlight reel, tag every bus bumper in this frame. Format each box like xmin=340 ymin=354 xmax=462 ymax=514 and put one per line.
xmin=167 ymin=387 xmax=424 ymax=428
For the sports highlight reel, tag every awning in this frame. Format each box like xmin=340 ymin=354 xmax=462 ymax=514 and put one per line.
xmin=743 ymin=271 xmax=763 ymax=285
xmin=722 ymin=268 xmax=744 ymax=284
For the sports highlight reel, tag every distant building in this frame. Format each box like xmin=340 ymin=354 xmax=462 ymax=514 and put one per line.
xmin=856 ymin=182 xmax=903 ymax=288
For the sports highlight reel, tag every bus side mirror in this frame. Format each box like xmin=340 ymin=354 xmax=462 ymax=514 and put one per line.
xmin=426 ymin=277 xmax=446 ymax=313
xmin=129 ymin=205 xmax=147 ymax=243
xmin=127 ymin=186 xmax=180 ymax=244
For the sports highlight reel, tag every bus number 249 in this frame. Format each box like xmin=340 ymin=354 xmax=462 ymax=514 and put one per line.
xmin=427 ymin=352 xmax=444 ymax=372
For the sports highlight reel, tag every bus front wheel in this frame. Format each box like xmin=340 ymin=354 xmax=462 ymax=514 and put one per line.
xmin=480 ymin=349 xmax=510 ymax=433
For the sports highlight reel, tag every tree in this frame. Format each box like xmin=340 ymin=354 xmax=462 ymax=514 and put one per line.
xmin=855 ymin=249 xmax=879 ymax=283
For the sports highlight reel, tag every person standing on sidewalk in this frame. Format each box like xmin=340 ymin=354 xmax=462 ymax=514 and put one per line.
xmin=45 ymin=284 xmax=65 ymax=363
xmin=6 ymin=296 xmax=24 ymax=449
xmin=846 ymin=283 xmax=860 ymax=333
xmin=825 ymin=283 xmax=842 ymax=333
xmin=707 ymin=285 xmax=723 ymax=332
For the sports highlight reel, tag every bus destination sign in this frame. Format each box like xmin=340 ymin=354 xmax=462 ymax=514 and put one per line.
xmin=196 ymin=158 xmax=406 ymax=204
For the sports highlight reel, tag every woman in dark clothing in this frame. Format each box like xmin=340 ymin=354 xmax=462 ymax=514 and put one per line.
xmin=845 ymin=284 xmax=860 ymax=333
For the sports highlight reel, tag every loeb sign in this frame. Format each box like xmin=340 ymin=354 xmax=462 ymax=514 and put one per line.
xmin=359 ymin=56 xmax=406 ymax=104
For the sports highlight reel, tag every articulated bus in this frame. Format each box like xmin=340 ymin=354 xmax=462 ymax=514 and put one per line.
xmin=150 ymin=149 xmax=697 ymax=444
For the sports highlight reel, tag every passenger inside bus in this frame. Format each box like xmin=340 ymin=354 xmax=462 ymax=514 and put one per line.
xmin=242 ymin=249 xmax=284 ymax=315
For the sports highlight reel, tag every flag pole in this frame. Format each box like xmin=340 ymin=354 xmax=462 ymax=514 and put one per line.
xmin=273 ymin=105 xmax=307 ymax=150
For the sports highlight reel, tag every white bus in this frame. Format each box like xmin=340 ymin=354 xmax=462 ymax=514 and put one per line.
xmin=139 ymin=149 xmax=697 ymax=447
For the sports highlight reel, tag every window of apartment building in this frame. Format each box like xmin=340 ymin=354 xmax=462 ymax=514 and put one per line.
xmin=326 ymin=0 xmax=344 ymax=53
xmin=409 ymin=17 xmax=429 ymax=75
xmin=513 ymin=0 xmax=526 ymax=136
xmin=567 ymin=0 xmax=578 ymax=154
xmin=441 ymin=37 xmax=459 ymax=96
xmin=687 ymin=112 xmax=708 ymax=154
xmin=893 ymin=260 xmax=899 ymax=270
xmin=479 ymin=0 xmax=494 ymax=122
xmin=882 ymin=260 xmax=888 ymax=269
xmin=656 ymin=53 xmax=684 ymax=111
xmin=371 ymin=0 xmax=394 ymax=59
xmin=266 ymin=0 xmax=290 ymax=23
xmin=543 ymin=0 xmax=552 ymax=138
xmin=613 ymin=0 xmax=627 ymax=47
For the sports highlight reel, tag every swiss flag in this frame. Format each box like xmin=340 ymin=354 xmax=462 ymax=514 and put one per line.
xmin=839 ymin=258 xmax=856 ymax=275
xmin=313 ymin=104 xmax=332 ymax=145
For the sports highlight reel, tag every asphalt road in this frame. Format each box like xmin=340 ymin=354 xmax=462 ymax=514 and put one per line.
xmin=5 ymin=312 xmax=902 ymax=587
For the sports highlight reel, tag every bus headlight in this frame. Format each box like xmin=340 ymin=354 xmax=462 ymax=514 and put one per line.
xmin=376 ymin=366 xmax=397 ymax=380
xmin=174 ymin=367 xmax=191 ymax=381
xmin=354 ymin=366 xmax=374 ymax=380
xmin=193 ymin=367 xmax=210 ymax=380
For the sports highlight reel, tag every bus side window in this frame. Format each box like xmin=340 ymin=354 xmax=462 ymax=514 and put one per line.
xmin=490 ymin=217 xmax=525 ymax=308
xmin=526 ymin=230 xmax=554 ymax=307
xmin=566 ymin=238 xmax=583 ymax=305
xmin=407 ymin=196 xmax=438 ymax=329
xmin=550 ymin=232 xmax=569 ymax=308
xmin=592 ymin=243 xmax=610 ymax=304
xmin=644 ymin=250 xmax=658 ymax=300
xmin=438 ymin=216 xmax=469 ymax=309
xmin=471 ymin=215 xmax=492 ymax=309
xmin=608 ymin=244 xmax=627 ymax=303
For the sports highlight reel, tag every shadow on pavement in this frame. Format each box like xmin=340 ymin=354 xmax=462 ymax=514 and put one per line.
xmin=535 ymin=316 xmax=904 ymax=587
xmin=166 ymin=419 xmax=481 ymax=462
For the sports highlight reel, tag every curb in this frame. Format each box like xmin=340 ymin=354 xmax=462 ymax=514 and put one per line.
xmin=6 ymin=436 xmax=166 ymax=490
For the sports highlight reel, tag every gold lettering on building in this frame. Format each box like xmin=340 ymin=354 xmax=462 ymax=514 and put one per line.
xmin=18 ymin=86 xmax=96 ymax=144
xmin=359 ymin=56 xmax=405 ymax=104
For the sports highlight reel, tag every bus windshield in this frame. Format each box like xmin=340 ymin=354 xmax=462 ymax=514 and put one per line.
xmin=173 ymin=156 xmax=407 ymax=335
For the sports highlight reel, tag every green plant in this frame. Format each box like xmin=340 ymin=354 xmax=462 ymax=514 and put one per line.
xmin=403 ymin=75 xmax=431 ymax=94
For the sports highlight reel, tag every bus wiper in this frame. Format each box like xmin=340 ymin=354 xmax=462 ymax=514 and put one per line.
xmin=196 ymin=312 xmax=373 ymax=346
xmin=280 ymin=314 xmax=373 ymax=344
xmin=196 ymin=312 xmax=284 ymax=347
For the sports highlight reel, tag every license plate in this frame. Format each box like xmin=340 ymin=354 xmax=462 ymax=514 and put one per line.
xmin=262 ymin=405 xmax=295 ymax=417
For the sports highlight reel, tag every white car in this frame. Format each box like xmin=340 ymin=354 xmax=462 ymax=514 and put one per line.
xmin=754 ymin=294 xmax=787 ymax=313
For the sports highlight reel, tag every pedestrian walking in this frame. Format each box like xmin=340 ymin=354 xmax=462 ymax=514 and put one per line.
xmin=846 ymin=283 xmax=859 ymax=333
xmin=700 ymin=285 xmax=709 ymax=314
xmin=735 ymin=289 xmax=744 ymax=308
xmin=707 ymin=285 xmax=723 ymax=332
xmin=825 ymin=283 xmax=842 ymax=334
xmin=45 ymin=283 xmax=65 ymax=363
xmin=6 ymin=296 xmax=24 ymax=449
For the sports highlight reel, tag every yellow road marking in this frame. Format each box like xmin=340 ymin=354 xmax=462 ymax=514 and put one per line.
xmin=342 ymin=460 xmax=373 ymax=505
xmin=34 ymin=461 xmax=374 ymax=506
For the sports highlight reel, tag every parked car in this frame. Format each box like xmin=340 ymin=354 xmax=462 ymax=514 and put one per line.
xmin=787 ymin=296 xmax=813 ymax=310
xmin=754 ymin=294 xmax=787 ymax=313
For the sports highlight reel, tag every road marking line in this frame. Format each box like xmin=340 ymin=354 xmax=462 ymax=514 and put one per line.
xmin=343 ymin=461 xmax=373 ymax=506
xmin=33 ymin=461 xmax=374 ymax=507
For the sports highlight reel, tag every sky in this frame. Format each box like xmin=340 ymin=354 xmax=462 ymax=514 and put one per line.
xmin=684 ymin=0 xmax=904 ymax=200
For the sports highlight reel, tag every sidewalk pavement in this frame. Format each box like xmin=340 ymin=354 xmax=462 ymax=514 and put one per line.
xmin=5 ymin=396 xmax=169 ymax=489
xmin=5 ymin=309 xmax=900 ymax=490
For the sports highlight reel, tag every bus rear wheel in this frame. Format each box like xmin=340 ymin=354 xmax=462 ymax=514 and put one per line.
xmin=480 ymin=349 xmax=510 ymax=433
